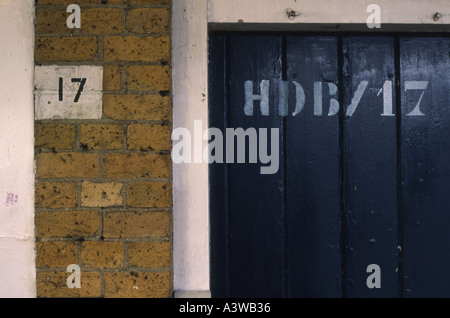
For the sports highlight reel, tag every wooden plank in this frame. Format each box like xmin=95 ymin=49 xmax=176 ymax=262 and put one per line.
xmin=172 ymin=0 xmax=210 ymax=293
xmin=400 ymin=37 xmax=450 ymax=297
xmin=227 ymin=35 xmax=285 ymax=297
xmin=342 ymin=36 xmax=399 ymax=297
xmin=208 ymin=35 xmax=229 ymax=297
xmin=208 ymin=0 xmax=450 ymax=26
xmin=285 ymin=36 xmax=342 ymax=297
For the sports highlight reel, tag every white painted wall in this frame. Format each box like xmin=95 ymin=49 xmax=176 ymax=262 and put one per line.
xmin=34 ymin=65 xmax=103 ymax=120
xmin=172 ymin=0 xmax=211 ymax=298
xmin=0 ymin=0 xmax=36 ymax=297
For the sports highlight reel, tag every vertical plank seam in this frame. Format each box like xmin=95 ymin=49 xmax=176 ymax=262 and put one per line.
xmin=281 ymin=34 xmax=289 ymax=298
xmin=338 ymin=35 xmax=347 ymax=298
xmin=394 ymin=36 xmax=404 ymax=298
xmin=224 ymin=35 xmax=231 ymax=298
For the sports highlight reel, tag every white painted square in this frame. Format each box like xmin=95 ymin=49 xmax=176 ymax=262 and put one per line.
xmin=34 ymin=65 xmax=103 ymax=119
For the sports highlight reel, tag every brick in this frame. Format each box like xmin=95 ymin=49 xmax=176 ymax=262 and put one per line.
xmin=129 ymin=0 xmax=170 ymax=4
xmin=36 ymin=152 xmax=100 ymax=178
xmin=81 ymin=241 xmax=124 ymax=268
xmin=127 ymin=124 xmax=171 ymax=151
xmin=104 ymin=36 xmax=169 ymax=62
xmin=35 ymin=9 xmax=67 ymax=34
xmin=37 ymin=271 xmax=101 ymax=298
xmin=36 ymin=241 xmax=78 ymax=268
xmin=103 ymin=65 xmax=121 ymax=91
xmin=35 ymin=37 xmax=98 ymax=62
xmin=102 ymin=153 xmax=171 ymax=179
xmin=80 ymin=124 xmax=123 ymax=150
xmin=127 ymin=182 xmax=172 ymax=208
xmin=36 ymin=8 xmax=122 ymax=34
xmin=35 ymin=65 xmax=103 ymax=120
xmin=104 ymin=272 xmax=171 ymax=298
xmin=35 ymin=124 xmax=76 ymax=149
xmin=128 ymin=242 xmax=171 ymax=267
xmin=81 ymin=181 xmax=123 ymax=207
xmin=126 ymin=8 xmax=170 ymax=34
xmin=35 ymin=182 xmax=78 ymax=209
xmin=36 ymin=211 xmax=100 ymax=238
xmin=103 ymin=94 xmax=171 ymax=121
xmin=103 ymin=212 xmax=170 ymax=239
xmin=37 ymin=0 xmax=122 ymax=4
xmin=37 ymin=0 xmax=97 ymax=4
xmin=81 ymin=9 xmax=122 ymax=34
xmin=127 ymin=65 xmax=170 ymax=91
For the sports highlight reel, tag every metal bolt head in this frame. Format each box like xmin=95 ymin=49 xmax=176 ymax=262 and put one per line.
xmin=287 ymin=8 xmax=298 ymax=20
xmin=433 ymin=12 xmax=441 ymax=21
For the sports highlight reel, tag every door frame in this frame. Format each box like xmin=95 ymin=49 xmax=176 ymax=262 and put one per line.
xmin=171 ymin=0 xmax=450 ymax=298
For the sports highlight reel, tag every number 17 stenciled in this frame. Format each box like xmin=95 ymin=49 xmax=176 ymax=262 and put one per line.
xmin=58 ymin=77 xmax=87 ymax=103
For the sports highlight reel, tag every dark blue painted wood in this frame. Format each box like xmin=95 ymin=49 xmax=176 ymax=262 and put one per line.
xmin=227 ymin=35 xmax=285 ymax=297
xmin=209 ymin=34 xmax=450 ymax=298
xmin=401 ymin=37 xmax=450 ymax=297
xmin=208 ymin=35 xmax=229 ymax=298
xmin=342 ymin=37 xmax=399 ymax=297
xmin=285 ymin=36 xmax=342 ymax=297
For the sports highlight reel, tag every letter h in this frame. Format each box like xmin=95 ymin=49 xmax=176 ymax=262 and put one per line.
xmin=244 ymin=80 xmax=270 ymax=116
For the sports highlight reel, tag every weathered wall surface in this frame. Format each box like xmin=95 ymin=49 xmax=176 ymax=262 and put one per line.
xmin=0 ymin=0 xmax=36 ymax=298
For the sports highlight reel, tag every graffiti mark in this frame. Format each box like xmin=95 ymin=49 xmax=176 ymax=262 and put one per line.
xmin=4 ymin=192 xmax=18 ymax=207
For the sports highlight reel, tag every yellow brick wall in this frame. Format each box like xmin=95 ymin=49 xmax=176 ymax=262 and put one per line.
xmin=34 ymin=0 xmax=172 ymax=298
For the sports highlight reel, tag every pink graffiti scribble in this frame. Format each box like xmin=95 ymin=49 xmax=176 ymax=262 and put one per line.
xmin=4 ymin=193 xmax=18 ymax=207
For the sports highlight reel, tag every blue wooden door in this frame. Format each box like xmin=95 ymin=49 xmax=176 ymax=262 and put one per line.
xmin=209 ymin=34 xmax=450 ymax=298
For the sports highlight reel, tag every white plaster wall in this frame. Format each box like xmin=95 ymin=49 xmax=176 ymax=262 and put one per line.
xmin=0 ymin=0 xmax=36 ymax=298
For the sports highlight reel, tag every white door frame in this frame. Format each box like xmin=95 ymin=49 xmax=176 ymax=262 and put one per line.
xmin=171 ymin=0 xmax=449 ymax=298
